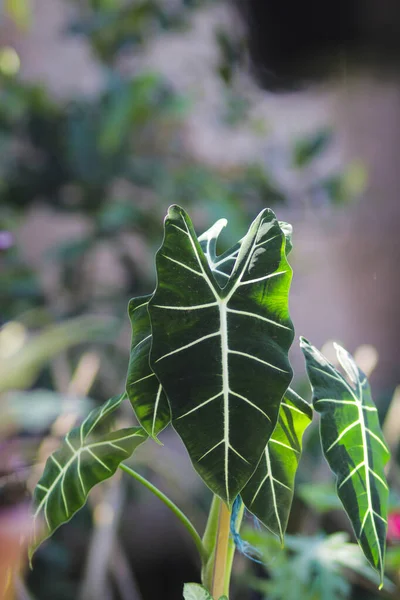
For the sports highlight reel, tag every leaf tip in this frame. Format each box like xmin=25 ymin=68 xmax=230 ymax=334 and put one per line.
xmin=167 ymin=204 xmax=185 ymax=220
xmin=152 ymin=435 xmax=164 ymax=446
xmin=299 ymin=336 xmax=311 ymax=350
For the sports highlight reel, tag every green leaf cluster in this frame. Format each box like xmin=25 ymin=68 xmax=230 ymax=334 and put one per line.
xmin=31 ymin=206 xmax=390 ymax=590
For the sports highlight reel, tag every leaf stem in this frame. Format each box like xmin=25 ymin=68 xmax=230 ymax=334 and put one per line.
xmin=223 ymin=500 xmax=244 ymax=596
xmin=119 ymin=463 xmax=208 ymax=565
xmin=201 ymin=495 xmax=221 ymax=591
xmin=211 ymin=502 xmax=232 ymax=599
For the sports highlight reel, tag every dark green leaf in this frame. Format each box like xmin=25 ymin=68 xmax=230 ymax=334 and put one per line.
xmin=126 ymin=295 xmax=170 ymax=440
xmin=300 ymin=338 xmax=390 ymax=583
xmin=148 ymin=205 xmax=294 ymax=506
xmin=31 ymin=394 xmax=147 ymax=557
xmin=242 ymin=388 xmax=312 ymax=542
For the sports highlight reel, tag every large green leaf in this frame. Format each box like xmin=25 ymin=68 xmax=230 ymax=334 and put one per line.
xmin=300 ymin=338 xmax=390 ymax=583
xmin=125 ymin=227 xmax=242 ymax=441
xmin=125 ymin=217 xmax=291 ymax=443
xmin=31 ymin=394 xmax=147 ymax=557
xmin=126 ymin=295 xmax=170 ymax=440
xmin=148 ymin=205 xmax=294 ymax=506
xmin=241 ymin=388 xmax=312 ymax=542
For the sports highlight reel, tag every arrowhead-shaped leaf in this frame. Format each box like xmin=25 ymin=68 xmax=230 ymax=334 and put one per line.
xmin=31 ymin=394 xmax=147 ymax=557
xmin=126 ymin=217 xmax=292 ymax=444
xmin=148 ymin=205 xmax=294 ymax=506
xmin=300 ymin=338 xmax=390 ymax=583
xmin=125 ymin=226 xmax=245 ymax=441
xmin=126 ymin=295 xmax=170 ymax=439
xmin=241 ymin=388 xmax=312 ymax=542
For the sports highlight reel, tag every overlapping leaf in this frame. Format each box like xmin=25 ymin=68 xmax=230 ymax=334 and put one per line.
xmin=31 ymin=394 xmax=147 ymax=556
xmin=126 ymin=295 xmax=170 ymax=439
xmin=148 ymin=205 xmax=294 ymax=506
xmin=300 ymin=338 xmax=390 ymax=583
xmin=242 ymin=388 xmax=312 ymax=542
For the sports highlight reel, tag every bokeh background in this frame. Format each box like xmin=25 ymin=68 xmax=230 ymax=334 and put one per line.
xmin=1 ymin=1 xmax=400 ymax=599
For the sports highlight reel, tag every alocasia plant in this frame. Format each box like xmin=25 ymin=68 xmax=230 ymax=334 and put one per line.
xmin=30 ymin=206 xmax=390 ymax=599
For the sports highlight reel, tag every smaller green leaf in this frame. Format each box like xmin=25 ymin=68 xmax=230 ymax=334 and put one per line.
xmin=31 ymin=394 xmax=147 ymax=557
xmin=126 ymin=295 xmax=170 ymax=440
xmin=183 ymin=583 xmax=213 ymax=600
xmin=300 ymin=338 xmax=390 ymax=584
xmin=242 ymin=388 xmax=312 ymax=542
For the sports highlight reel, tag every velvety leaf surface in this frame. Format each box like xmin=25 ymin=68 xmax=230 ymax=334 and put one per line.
xmin=242 ymin=388 xmax=312 ymax=542
xmin=126 ymin=295 xmax=170 ymax=439
xmin=148 ymin=205 xmax=294 ymax=506
xmin=31 ymin=394 xmax=147 ymax=556
xmin=300 ymin=338 xmax=390 ymax=583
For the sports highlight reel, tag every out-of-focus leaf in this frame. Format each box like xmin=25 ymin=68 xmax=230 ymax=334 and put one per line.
xmin=0 ymin=316 xmax=116 ymax=393
xmin=99 ymin=74 xmax=166 ymax=154
xmin=47 ymin=237 xmax=93 ymax=263
xmin=297 ymin=481 xmax=342 ymax=513
xmin=0 ymin=390 xmax=91 ymax=434
xmin=293 ymin=129 xmax=332 ymax=168
xmin=97 ymin=202 xmax=140 ymax=234
xmin=183 ymin=583 xmax=213 ymax=600
xmin=243 ymin=528 xmax=395 ymax=600
xmin=4 ymin=0 xmax=31 ymax=29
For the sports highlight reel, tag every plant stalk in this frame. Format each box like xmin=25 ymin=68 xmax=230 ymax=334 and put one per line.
xmin=201 ymin=495 xmax=221 ymax=591
xmin=120 ymin=463 xmax=208 ymax=565
xmin=211 ymin=501 xmax=232 ymax=599
xmin=223 ymin=501 xmax=244 ymax=596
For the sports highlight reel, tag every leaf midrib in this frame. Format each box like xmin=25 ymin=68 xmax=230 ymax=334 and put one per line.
xmin=182 ymin=215 xmax=270 ymax=502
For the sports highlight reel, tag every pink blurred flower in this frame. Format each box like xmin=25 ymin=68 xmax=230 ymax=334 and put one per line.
xmin=387 ymin=512 xmax=400 ymax=541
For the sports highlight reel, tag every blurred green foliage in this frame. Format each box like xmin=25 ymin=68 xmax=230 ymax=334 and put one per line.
xmin=0 ymin=0 xmax=361 ymax=327
xmin=242 ymin=529 xmax=394 ymax=600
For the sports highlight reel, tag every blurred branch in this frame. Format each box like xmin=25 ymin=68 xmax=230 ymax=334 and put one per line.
xmin=78 ymin=474 xmax=124 ymax=600
xmin=110 ymin=542 xmax=143 ymax=600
